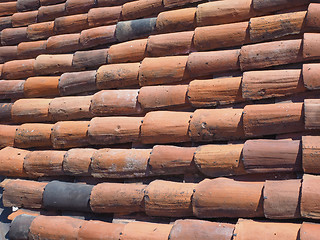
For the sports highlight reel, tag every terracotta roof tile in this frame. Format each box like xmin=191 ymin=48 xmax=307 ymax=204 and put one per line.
xmin=2 ymin=58 xmax=35 ymax=79
xmin=34 ymin=54 xmax=73 ymax=75
xmin=16 ymin=0 xmax=40 ymax=12
xmin=11 ymin=10 xmax=37 ymax=27
xmin=65 ymin=0 xmax=95 ymax=15
xmin=301 ymin=174 xmax=320 ymax=219
xmin=0 ymin=102 xmax=13 ymax=122
xmin=87 ymin=6 xmax=121 ymax=28
xmin=0 ymin=46 xmax=17 ymax=63
xmin=17 ymin=40 xmax=47 ymax=58
xmin=0 ymin=146 xmax=29 ymax=177
xmin=300 ymin=222 xmax=320 ymax=240
xmin=78 ymin=220 xmax=124 ymax=240
xmin=0 ymin=80 xmax=24 ymax=99
xmin=62 ymin=148 xmax=95 ymax=176
xmin=46 ymin=33 xmax=81 ymax=53
xmin=302 ymin=136 xmax=320 ymax=174
xmin=121 ymin=0 xmax=163 ymax=20
xmin=0 ymin=2 xmax=17 ymax=17
xmin=0 ymin=124 xmax=17 ymax=148
xmin=1 ymin=26 xmax=28 ymax=45
xmin=72 ymin=48 xmax=108 ymax=70
xmin=37 ymin=3 xmax=66 ymax=22
xmin=80 ymin=25 xmax=116 ymax=48
xmin=54 ymin=13 xmax=89 ymax=34
xmin=27 ymin=21 xmax=54 ymax=40
xmin=24 ymin=76 xmax=59 ymax=98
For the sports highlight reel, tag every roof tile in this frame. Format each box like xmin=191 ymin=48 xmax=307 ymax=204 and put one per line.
xmin=72 ymin=49 xmax=108 ymax=70
xmin=16 ymin=0 xmax=40 ymax=12
xmin=2 ymin=59 xmax=35 ymax=79
xmin=78 ymin=221 xmax=124 ymax=240
xmin=303 ymin=33 xmax=320 ymax=60
xmin=121 ymin=0 xmax=163 ymax=20
xmin=0 ymin=46 xmax=17 ymax=64
xmin=305 ymin=3 xmax=320 ymax=31
xmin=302 ymin=136 xmax=320 ymax=174
xmin=0 ymin=147 xmax=29 ymax=177
xmin=1 ymin=26 xmax=28 ymax=45
xmin=0 ymin=2 xmax=17 ymax=17
xmin=87 ymin=6 xmax=121 ymax=28
xmin=34 ymin=54 xmax=73 ymax=75
xmin=301 ymin=174 xmax=320 ymax=219
xmin=252 ymin=0 xmax=309 ymax=12
xmin=0 ymin=102 xmax=13 ymax=122
xmin=24 ymin=76 xmax=59 ymax=98
xmin=63 ymin=148 xmax=95 ymax=176
xmin=12 ymin=10 xmax=38 ymax=27
xmin=80 ymin=25 xmax=116 ymax=48
xmin=303 ymin=63 xmax=320 ymax=90
xmin=304 ymin=99 xmax=320 ymax=129
xmin=46 ymin=33 xmax=81 ymax=53
xmin=65 ymin=0 xmax=96 ymax=15
xmin=54 ymin=13 xmax=89 ymax=34
xmin=300 ymin=222 xmax=320 ymax=240
xmin=17 ymin=40 xmax=47 ymax=59
xmin=0 ymin=125 xmax=17 ymax=148
xmin=37 ymin=3 xmax=66 ymax=22
xmin=27 ymin=21 xmax=54 ymax=41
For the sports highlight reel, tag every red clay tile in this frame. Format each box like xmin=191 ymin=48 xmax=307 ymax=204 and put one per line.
xmin=38 ymin=3 xmax=66 ymax=22
xmin=189 ymin=109 xmax=245 ymax=141
xmin=303 ymin=63 xmax=320 ymax=90
xmin=88 ymin=117 xmax=142 ymax=145
xmin=2 ymin=59 xmax=35 ymax=80
xmin=0 ymin=147 xmax=29 ymax=177
xmin=141 ymin=111 xmax=191 ymax=144
xmin=169 ymin=219 xmax=235 ymax=240
xmin=3 ymin=180 xmax=47 ymax=209
xmin=301 ymin=174 xmax=320 ymax=219
xmin=187 ymin=50 xmax=240 ymax=77
xmin=233 ymin=219 xmax=300 ymax=240
xmin=96 ymin=63 xmax=140 ymax=89
xmin=305 ymin=3 xmax=320 ymax=31
xmin=90 ymin=183 xmax=145 ymax=213
xmin=242 ymin=69 xmax=305 ymax=100
xmin=249 ymin=11 xmax=306 ymax=42
xmin=63 ymin=148 xmax=95 ymax=176
xmin=12 ymin=99 xmax=52 ymax=123
xmin=29 ymin=216 xmax=84 ymax=240
xmin=27 ymin=21 xmax=55 ymax=40
xmin=0 ymin=80 xmax=25 ymax=100
xmin=1 ymin=27 xmax=28 ymax=46
xmin=0 ymin=103 xmax=13 ymax=122
xmin=49 ymin=95 xmax=93 ymax=121
xmin=107 ymin=39 xmax=148 ymax=64
xmin=194 ymin=144 xmax=245 ymax=177
xmin=188 ymin=77 xmax=243 ymax=107
xmin=302 ymin=136 xmax=320 ymax=174
xmin=194 ymin=22 xmax=249 ymax=51
xmin=17 ymin=40 xmax=47 ymax=58
xmin=240 ymin=39 xmax=303 ymax=71
xmin=120 ymin=221 xmax=172 ymax=240
xmin=243 ymin=139 xmax=302 ymax=173
xmin=73 ymin=49 xmax=108 ymax=70
xmin=24 ymin=150 xmax=65 ymax=177
xmin=305 ymin=99 xmax=320 ymax=129
xmin=34 ymin=54 xmax=73 ymax=75
xmin=156 ymin=8 xmax=196 ymax=33
xmin=59 ymin=70 xmax=97 ymax=96
xmin=12 ymin=11 xmax=38 ymax=27
xmin=139 ymin=56 xmax=189 ymax=86
xmin=148 ymin=145 xmax=196 ymax=175
xmin=91 ymin=90 xmax=141 ymax=116
xmin=193 ymin=178 xmax=264 ymax=218
xmin=121 ymin=0 xmax=164 ymax=20
xmin=303 ymin=33 xmax=320 ymax=60
xmin=46 ymin=33 xmax=81 ymax=53
xmin=88 ymin=6 xmax=121 ymax=27
xmin=65 ymin=0 xmax=95 ymax=14
xmin=14 ymin=123 xmax=53 ymax=148
xmin=51 ymin=121 xmax=89 ymax=149
xmin=24 ymin=76 xmax=59 ymax=98
xmin=16 ymin=0 xmax=39 ymax=12
xmin=0 ymin=16 xmax=12 ymax=31
xmin=299 ymin=222 xmax=320 ymax=240
xmin=145 ymin=180 xmax=195 ymax=217
xmin=0 ymin=46 xmax=17 ymax=64
xmin=264 ymin=179 xmax=301 ymax=219
xmin=146 ymin=31 xmax=194 ymax=57
xmin=78 ymin=220 xmax=124 ymax=240
xmin=138 ymin=85 xmax=189 ymax=110
xmin=196 ymin=0 xmax=254 ymax=27
xmin=0 ymin=2 xmax=17 ymax=17
xmin=91 ymin=148 xmax=150 ymax=178
xmin=252 ymin=0 xmax=309 ymax=12
xmin=243 ymin=103 xmax=304 ymax=137
xmin=164 ymin=0 xmax=200 ymax=8
xmin=80 ymin=25 xmax=116 ymax=48
xmin=0 ymin=125 xmax=17 ymax=148
xmin=54 ymin=13 xmax=89 ymax=34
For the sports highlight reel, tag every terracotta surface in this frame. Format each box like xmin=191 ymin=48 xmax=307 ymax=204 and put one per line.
xmin=24 ymin=76 xmax=59 ymax=98
xmin=91 ymin=90 xmax=141 ymax=116
xmin=145 ymin=180 xmax=195 ymax=217
xmin=148 ymin=145 xmax=196 ymax=175
xmin=27 ymin=21 xmax=55 ymax=40
xmin=264 ymin=179 xmax=301 ymax=219
xmin=252 ymin=0 xmax=308 ymax=11
xmin=54 ymin=13 xmax=89 ymax=34
xmin=63 ymin=148 xmax=95 ymax=176
xmin=46 ymin=34 xmax=80 ymax=53
xmin=24 ymin=150 xmax=65 ymax=177
xmin=51 ymin=121 xmax=89 ymax=149
xmin=3 ymin=180 xmax=47 ymax=209
xmin=242 ymin=69 xmax=304 ymax=100
xmin=141 ymin=111 xmax=191 ymax=144
xmin=0 ymin=2 xmax=16 ymax=17
xmin=194 ymin=144 xmax=245 ymax=177
xmin=303 ymin=33 xmax=320 ymax=60
xmin=303 ymin=63 xmax=320 ymax=90
xmin=305 ymin=99 xmax=320 ymax=129
xmin=302 ymin=136 xmax=320 ymax=174
xmin=78 ymin=220 xmax=124 ymax=240
xmin=193 ymin=178 xmax=264 ymax=218
xmin=299 ymin=222 xmax=320 ymax=240
xmin=12 ymin=11 xmax=38 ymax=27
xmin=187 ymin=50 xmax=240 ymax=77
xmin=49 ymin=95 xmax=93 ymax=121
xmin=0 ymin=46 xmax=17 ymax=64
xmin=121 ymin=0 xmax=164 ymax=20
xmin=139 ymin=56 xmax=189 ymax=86
xmin=14 ymin=123 xmax=53 ymax=148
xmin=72 ymin=49 xmax=108 ymax=70
xmin=0 ymin=147 xmax=29 ymax=177
xmin=138 ymin=85 xmax=189 ymax=110
xmin=240 ymin=39 xmax=303 ymax=71
xmin=96 ymin=63 xmax=140 ymax=89
xmin=301 ymin=174 xmax=320 ymax=219
xmin=189 ymin=109 xmax=244 ymax=141
xmin=0 ymin=125 xmax=17 ymax=148
xmin=91 ymin=148 xmax=150 ymax=178
xmin=17 ymin=40 xmax=48 ymax=59
xmin=88 ymin=6 xmax=121 ymax=27
xmin=0 ymin=103 xmax=13 ymax=122
xmin=305 ymin=3 xmax=320 ymax=31
xmin=233 ymin=219 xmax=300 ymax=240
xmin=188 ymin=77 xmax=243 ymax=107
xmin=29 ymin=216 xmax=84 ymax=240
xmin=1 ymin=27 xmax=28 ymax=45
xmin=11 ymin=99 xmax=52 ymax=123
xmin=80 ymin=25 xmax=116 ymax=48
xmin=243 ymin=102 xmax=304 ymax=137
xmin=34 ymin=54 xmax=73 ymax=75
xmin=38 ymin=3 xmax=66 ymax=22
xmin=90 ymin=183 xmax=145 ymax=213
xmin=2 ymin=59 xmax=35 ymax=79
xmin=169 ymin=219 xmax=234 ymax=240
xmin=120 ymin=221 xmax=172 ymax=240
xmin=88 ymin=117 xmax=142 ymax=145
xmin=0 ymin=80 xmax=25 ymax=100
xmin=243 ymin=139 xmax=302 ymax=173
xmin=65 ymin=0 xmax=95 ymax=14
xmin=194 ymin=22 xmax=249 ymax=51
xmin=16 ymin=0 xmax=39 ymax=12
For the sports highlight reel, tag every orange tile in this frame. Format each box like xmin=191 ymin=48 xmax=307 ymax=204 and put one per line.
xmin=1 ymin=27 xmax=28 ymax=45
xmin=121 ymin=0 xmax=164 ymax=20
xmin=66 ymin=0 xmax=96 ymax=14
xmin=0 ymin=147 xmax=29 ymax=177
xmin=0 ymin=80 xmax=24 ymax=100
xmin=0 ymin=2 xmax=17 ymax=17
xmin=54 ymin=13 xmax=89 ymax=34
xmin=2 ymin=59 xmax=35 ymax=80
xmin=300 ymin=222 xmax=320 ymax=240
xmin=34 ymin=54 xmax=73 ymax=75
xmin=78 ymin=221 xmax=124 ymax=240
xmin=80 ymin=25 xmax=116 ymax=48
xmin=12 ymin=11 xmax=38 ymax=27
xmin=38 ymin=3 xmax=66 ymax=22
xmin=0 ymin=46 xmax=17 ymax=64
xmin=304 ymin=99 xmax=320 ymax=129
xmin=303 ymin=33 xmax=320 ymax=60
xmin=17 ymin=40 xmax=47 ymax=59
xmin=303 ymin=63 xmax=320 ymax=90
xmin=301 ymin=174 xmax=320 ymax=218
xmin=24 ymin=76 xmax=59 ymax=98
xmin=46 ymin=33 xmax=81 ymax=53
xmin=88 ymin=6 xmax=121 ymax=27
xmin=63 ymin=148 xmax=95 ymax=176
xmin=252 ymin=0 xmax=308 ymax=12
xmin=27 ymin=21 xmax=55 ymax=41
xmin=0 ymin=125 xmax=17 ymax=149
xmin=305 ymin=3 xmax=320 ymax=31
xmin=302 ymin=136 xmax=320 ymax=174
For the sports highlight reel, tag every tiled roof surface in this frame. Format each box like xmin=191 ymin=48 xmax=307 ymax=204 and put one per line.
xmin=1 ymin=0 xmax=320 ymax=239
